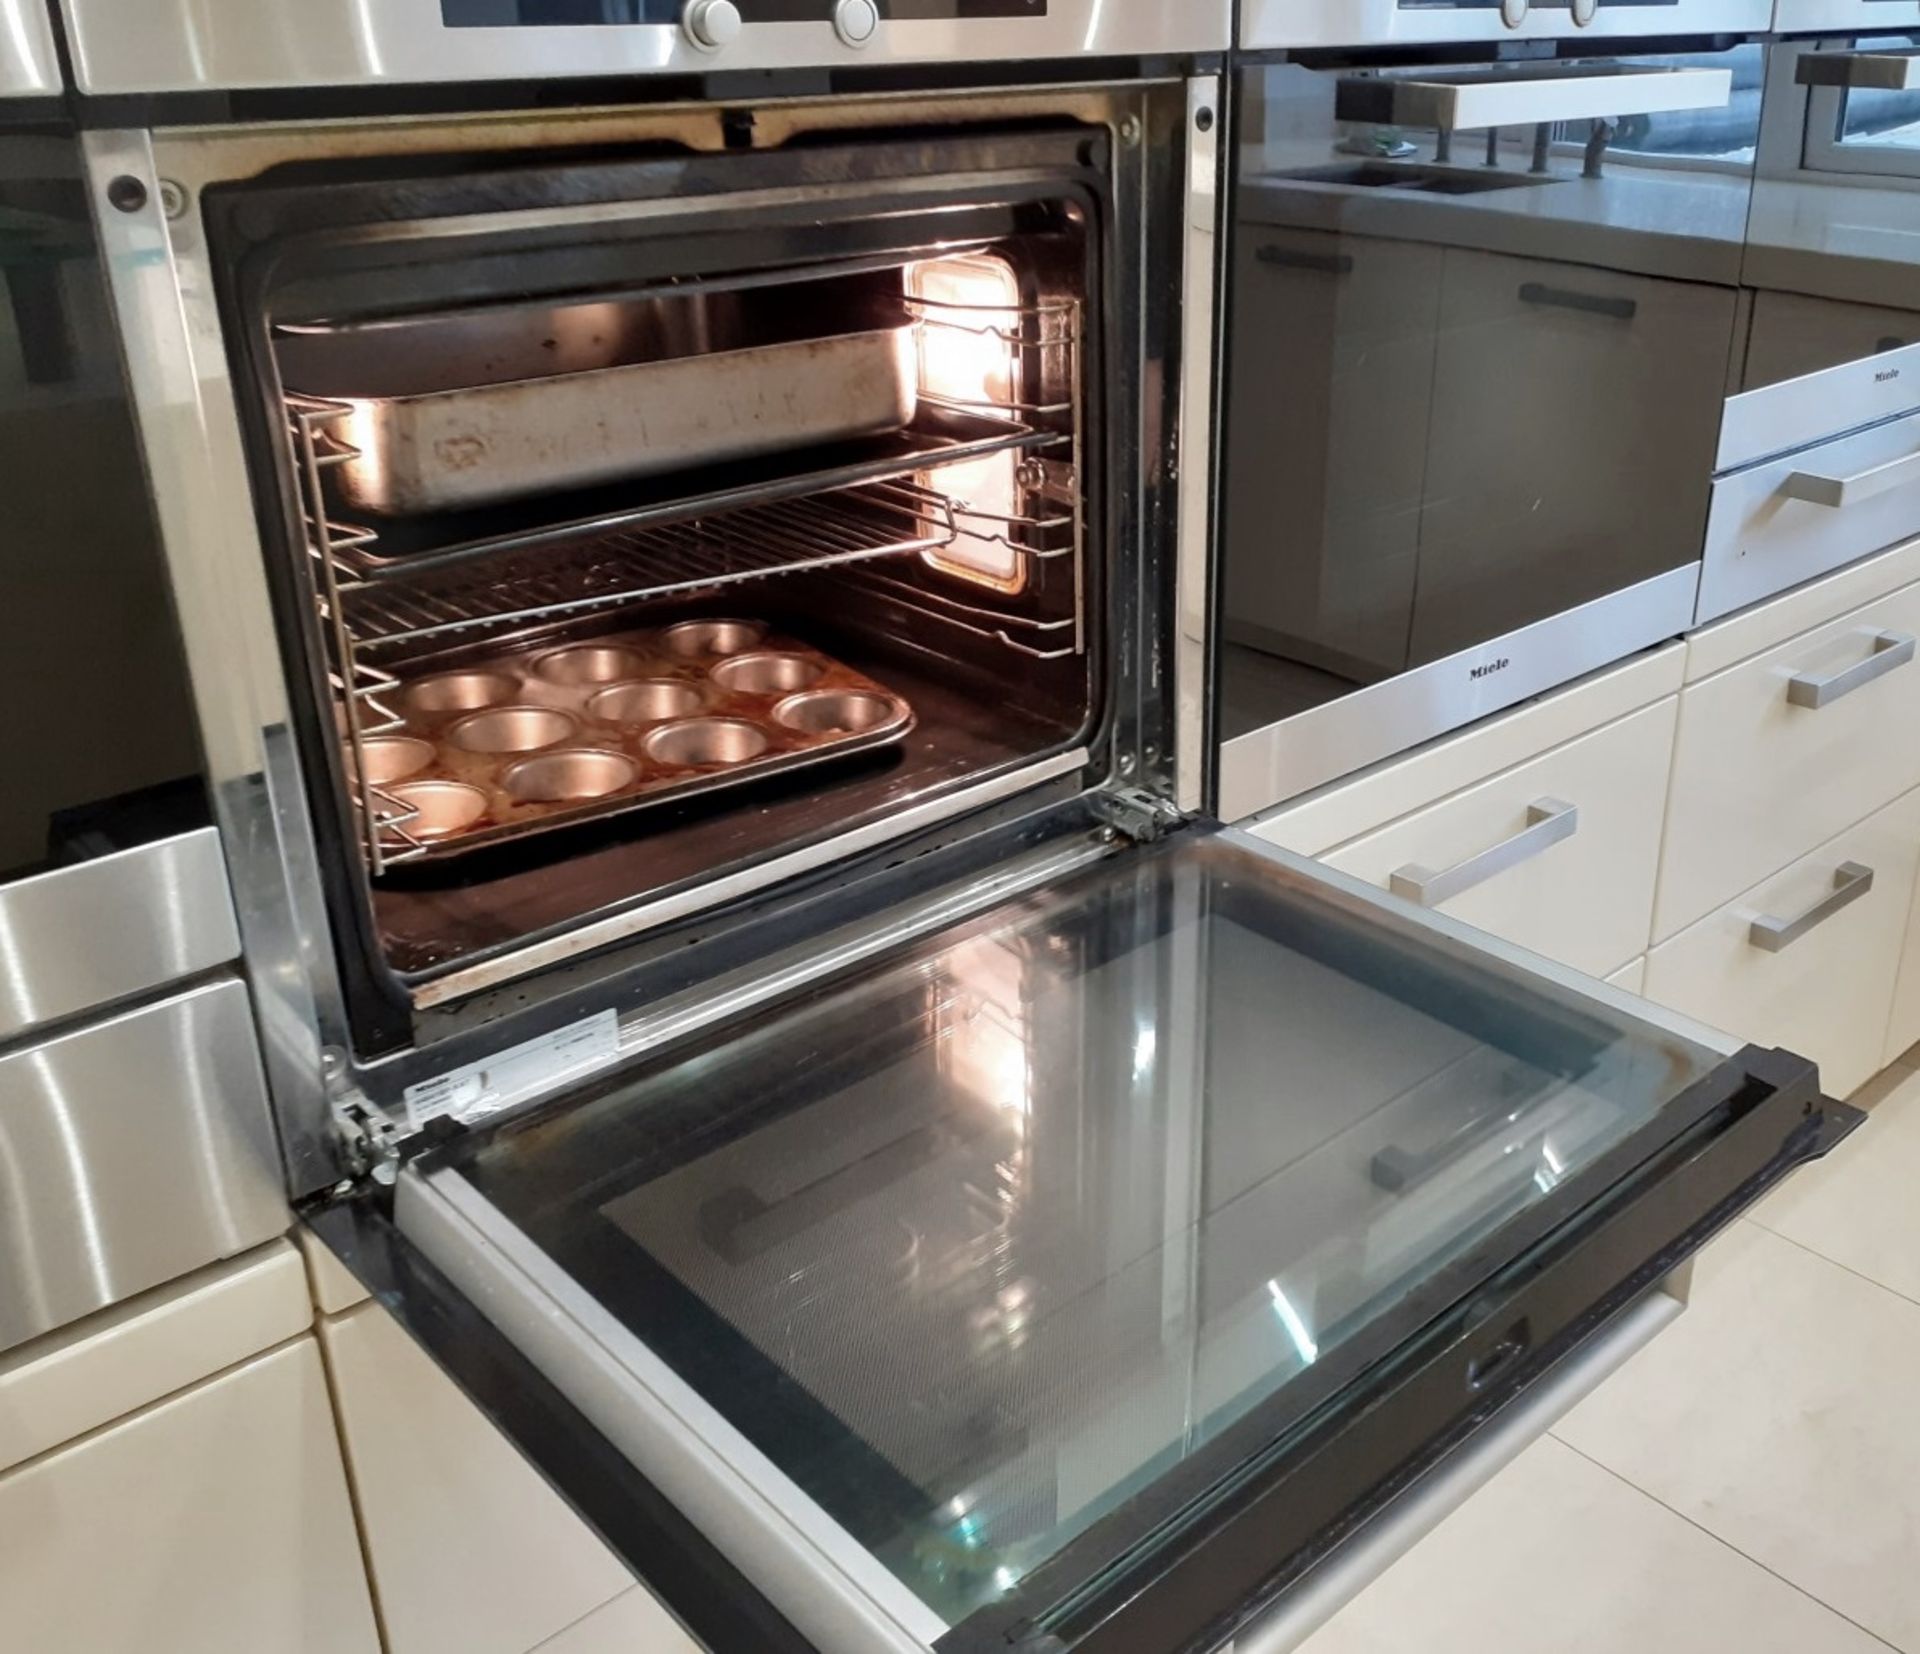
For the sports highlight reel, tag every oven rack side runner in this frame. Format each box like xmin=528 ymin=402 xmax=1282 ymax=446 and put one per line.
xmin=290 ymin=297 xmax=1087 ymax=874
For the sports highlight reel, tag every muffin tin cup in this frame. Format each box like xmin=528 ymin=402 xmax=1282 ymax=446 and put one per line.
xmin=379 ymin=780 xmax=489 ymax=840
xmin=710 ymin=651 xmax=825 ymax=697
xmin=643 ymin=717 xmax=772 ymax=769
xmin=588 ymin=678 xmax=705 ymax=725
xmin=447 ymin=705 xmax=579 ymax=755
xmin=375 ymin=619 xmax=912 ymax=861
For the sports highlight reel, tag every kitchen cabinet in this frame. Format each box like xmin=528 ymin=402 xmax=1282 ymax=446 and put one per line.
xmin=1743 ymin=287 xmax=1920 ymax=391
xmin=1606 ymin=957 xmax=1649 ymax=995
xmin=1645 ymin=786 xmax=1920 ymax=1100
xmin=1659 ymin=570 xmax=1920 ymax=940
xmin=1319 ymin=696 xmax=1677 ymax=979
xmin=0 ymin=1240 xmax=307 ymax=1474
xmin=0 ymin=1337 xmax=378 ymax=1652
xmin=321 ymin=1298 xmax=649 ymax=1654
xmin=1222 ymin=225 xmax=1442 ymax=682
xmin=1409 ymin=248 xmax=1736 ymax=665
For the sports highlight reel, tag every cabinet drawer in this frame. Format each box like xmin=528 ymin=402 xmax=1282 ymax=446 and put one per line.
xmin=0 ymin=1338 xmax=377 ymax=1652
xmin=1644 ymin=788 xmax=1920 ymax=1099
xmin=322 ymin=1300 xmax=637 ymax=1654
xmin=1322 ymin=698 xmax=1676 ymax=978
xmin=1701 ymin=408 xmax=1920 ymax=624
xmin=1660 ymin=579 xmax=1920 ymax=938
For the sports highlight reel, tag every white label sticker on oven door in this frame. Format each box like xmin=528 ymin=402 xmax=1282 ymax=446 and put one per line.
xmin=403 ymin=1009 xmax=620 ymax=1132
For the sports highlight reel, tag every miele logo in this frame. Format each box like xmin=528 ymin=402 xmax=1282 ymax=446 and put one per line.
xmin=1876 ymin=367 xmax=1902 ymax=384
xmin=1469 ymin=658 xmax=1512 ymax=681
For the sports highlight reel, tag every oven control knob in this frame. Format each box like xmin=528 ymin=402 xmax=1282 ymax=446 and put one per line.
xmin=682 ymin=0 xmax=742 ymax=50
xmin=1571 ymin=0 xmax=1598 ymax=21
xmin=833 ymin=0 xmax=881 ymax=46
xmin=1499 ymin=0 xmax=1529 ymax=24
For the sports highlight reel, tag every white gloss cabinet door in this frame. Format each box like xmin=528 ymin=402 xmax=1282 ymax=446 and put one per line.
xmin=1320 ymin=698 xmax=1677 ymax=979
xmin=0 ymin=1337 xmax=378 ymax=1652
xmin=1660 ymin=578 xmax=1920 ymax=940
xmin=321 ymin=1300 xmax=643 ymax=1654
xmin=1645 ymin=787 xmax=1920 ymax=1100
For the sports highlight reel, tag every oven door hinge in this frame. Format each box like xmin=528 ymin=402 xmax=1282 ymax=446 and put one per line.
xmin=325 ymin=1051 xmax=410 ymax=1189
xmin=1093 ymin=785 xmax=1190 ymax=845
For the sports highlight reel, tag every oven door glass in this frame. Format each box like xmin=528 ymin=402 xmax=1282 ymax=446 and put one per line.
xmin=1215 ymin=47 xmax=1763 ymax=817
xmin=386 ymin=824 xmax=1849 ymax=1654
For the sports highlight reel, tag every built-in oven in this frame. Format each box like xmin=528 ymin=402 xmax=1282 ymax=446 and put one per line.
xmin=66 ymin=0 xmax=1859 ymax=1649
xmin=1219 ymin=9 xmax=1920 ymax=820
xmin=1216 ymin=18 xmax=1771 ymax=817
xmin=1702 ymin=33 xmax=1920 ymax=619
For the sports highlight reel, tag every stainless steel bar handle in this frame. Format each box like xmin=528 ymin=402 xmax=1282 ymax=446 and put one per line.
xmin=1786 ymin=630 xmax=1916 ymax=709
xmin=1749 ymin=862 xmax=1874 ymax=953
xmin=1782 ymin=448 xmax=1920 ymax=509
xmin=1389 ymin=798 xmax=1578 ymax=909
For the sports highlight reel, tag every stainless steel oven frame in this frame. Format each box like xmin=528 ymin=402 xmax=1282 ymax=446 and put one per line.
xmin=84 ymin=73 xmax=1225 ymax=1201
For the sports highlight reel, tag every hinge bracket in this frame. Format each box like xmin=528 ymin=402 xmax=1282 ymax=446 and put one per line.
xmin=1092 ymin=785 xmax=1187 ymax=844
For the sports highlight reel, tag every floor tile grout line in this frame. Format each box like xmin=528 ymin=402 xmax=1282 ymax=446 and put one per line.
xmin=1736 ymin=1213 xmax=1920 ymax=1316
xmin=1544 ymin=1434 xmax=1909 ymax=1654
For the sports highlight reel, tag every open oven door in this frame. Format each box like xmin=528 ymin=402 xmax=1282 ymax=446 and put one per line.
xmin=321 ymin=823 xmax=1857 ymax=1654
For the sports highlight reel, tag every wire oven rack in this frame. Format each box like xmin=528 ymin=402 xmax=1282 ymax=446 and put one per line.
xmin=289 ymin=295 xmax=1085 ymax=871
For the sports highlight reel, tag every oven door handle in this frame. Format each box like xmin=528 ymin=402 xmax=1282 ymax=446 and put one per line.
xmin=1782 ymin=446 xmax=1920 ymax=510
xmin=1786 ymin=629 xmax=1916 ymax=709
xmin=1389 ymin=798 xmax=1578 ymax=909
xmin=1749 ymin=862 xmax=1874 ymax=953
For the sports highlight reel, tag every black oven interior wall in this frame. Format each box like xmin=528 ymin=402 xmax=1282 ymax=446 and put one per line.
xmin=205 ymin=118 xmax=1113 ymax=1058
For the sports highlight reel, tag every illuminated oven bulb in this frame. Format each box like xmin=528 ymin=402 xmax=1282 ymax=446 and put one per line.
xmin=907 ymin=255 xmax=1027 ymax=594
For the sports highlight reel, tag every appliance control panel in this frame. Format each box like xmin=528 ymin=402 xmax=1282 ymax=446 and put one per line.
xmin=1240 ymin=0 xmax=1770 ymax=48
xmin=60 ymin=0 xmax=1225 ymax=94
xmin=439 ymin=0 xmax=1046 ymax=25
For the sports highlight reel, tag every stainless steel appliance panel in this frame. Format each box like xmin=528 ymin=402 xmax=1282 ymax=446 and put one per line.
xmin=58 ymin=0 xmax=1233 ymax=95
xmin=1240 ymin=0 xmax=1772 ymax=51
xmin=0 ymin=0 xmax=58 ymax=97
xmin=1219 ymin=565 xmax=1700 ymax=821
xmin=1700 ymin=404 xmax=1920 ymax=621
xmin=0 ymin=976 xmax=286 ymax=1352
xmin=0 ymin=827 xmax=240 ymax=1042
xmin=1216 ymin=45 xmax=1756 ymax=818
xmin=1774 ymin=0 xmax=1920 ymax=32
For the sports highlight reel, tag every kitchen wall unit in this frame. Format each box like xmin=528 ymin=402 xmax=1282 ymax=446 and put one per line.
xmin=1247 ymin=532 xmax=1920 ymax=1099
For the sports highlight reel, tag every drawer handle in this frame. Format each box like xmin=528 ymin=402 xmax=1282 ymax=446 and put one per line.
xmin=1256 ymin=245 xmax=1353 ymax=277
xmin=1782 ymin=448 xmax=1920 ymax=509
xmin=1518 ymin=281 xmax=1636 ymax=322
xmin=1749 ymin=861 xmax=1874 ymax=953
xmin=1389 ymin=798 xmax=1578 ymax=909
xmin=1786 ymin=629 xmax=1915 ymax=709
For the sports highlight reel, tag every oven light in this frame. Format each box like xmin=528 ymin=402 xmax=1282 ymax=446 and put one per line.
xmin=909 ymin=254 xmax=1018 ymax=407
xmin=907 ymin=255 xmax=1027 ymax=594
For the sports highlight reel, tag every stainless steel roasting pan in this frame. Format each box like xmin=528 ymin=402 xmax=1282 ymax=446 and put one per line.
xmin=279 ymin=295 xmax=919 ymax=516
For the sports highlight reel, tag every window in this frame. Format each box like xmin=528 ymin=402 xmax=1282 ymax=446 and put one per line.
xmin=1803 ymin=36 xmax=1920 ymax=179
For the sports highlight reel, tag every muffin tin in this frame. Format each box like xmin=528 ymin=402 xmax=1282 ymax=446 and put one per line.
xmin=352 ymin=619 xmax=914 ymax=862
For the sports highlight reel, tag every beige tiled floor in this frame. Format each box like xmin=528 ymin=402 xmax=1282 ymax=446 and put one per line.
xmin=1301 ymin=1049 xmax=1920 ymax=1654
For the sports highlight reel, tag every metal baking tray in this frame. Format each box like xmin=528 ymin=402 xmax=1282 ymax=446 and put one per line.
xmin=279 ymin=295 xmax=918 ymax=516
xmin=352 ymin=619 xmax=915 ymax=863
